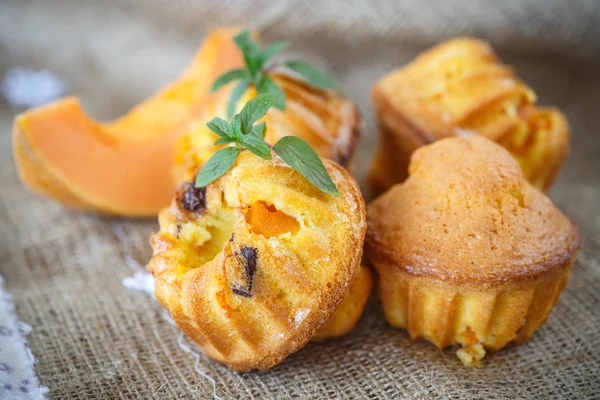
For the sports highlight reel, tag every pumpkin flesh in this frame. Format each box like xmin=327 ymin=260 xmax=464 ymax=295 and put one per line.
xmin=13 ymin=27 xmax=244 ymax=216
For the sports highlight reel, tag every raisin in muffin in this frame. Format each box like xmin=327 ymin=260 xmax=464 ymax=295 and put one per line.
xmin=148 ymin=150 xmax=367 ymax=371
xmin=366 ymin=136 xmax=580 ymax=367
xmin=370 ymin=37 xmax=570 ymax=195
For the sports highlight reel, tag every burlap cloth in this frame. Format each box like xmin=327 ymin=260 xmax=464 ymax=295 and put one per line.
xmin=1 ymin=1 xmax=599 ymax=398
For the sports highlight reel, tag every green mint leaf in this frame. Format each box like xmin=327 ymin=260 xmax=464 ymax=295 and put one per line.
xmin=195 ymin=147 xmax=241 ymax=188
xmin=246 ymin=42 xmax=263 ymax=78
xmin=211 ymin=69 xmax=248 ymax=92
xmin=253 ymin=71 xmax=263 ymax=87
xmin=273 ymin=136 xmax=339 ymax=196
xmin=230 ymin=114 xmax=242 ymax=139
xmin=234 ymin=30 xmax=263 ymax=77
xmin=261 ymin=41 xmax=289 ymax=64
xmin=239 ymin=93 xmax=276 ymax=134
xmin=239 ymin=134 xmax=272 ymax=160
xmin=250 ymin=121 xmax=266 ymax=139
xmin=206 ymin=117 xmax=231 ymax=139
xmin=257 ymin=75 xmax=286 ymax=110
xmin=227 ymin=78 xmax=250 ymax=119
xmin=215 ymin=137 xmax=235 ymax=145
xmin=233 ymin=30 xmax=253 ymax=57
xmin=284 ymin=60 xmax=342 ymax=92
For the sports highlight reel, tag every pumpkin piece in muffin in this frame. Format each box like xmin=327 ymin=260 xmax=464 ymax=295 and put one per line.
xmin=366 ymin=136 xmax=580 ymax=367
xmin=370 ymin=37 xmax=570 ymax=195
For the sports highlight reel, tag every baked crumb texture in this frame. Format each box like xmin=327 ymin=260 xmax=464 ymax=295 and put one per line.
xmin=312 ymin=264 xmax=373 ymax=341
xmin=366 ymin=136 xmax=580 ymax=367
xmin=148 ymin=151 xmax=367 ymax=371
xmin=370 ymin=37 xmax=570 ymax=195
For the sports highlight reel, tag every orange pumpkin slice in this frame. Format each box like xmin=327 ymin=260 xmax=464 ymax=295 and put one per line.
xmin=12 ymin=27 xmax=244 ymax=217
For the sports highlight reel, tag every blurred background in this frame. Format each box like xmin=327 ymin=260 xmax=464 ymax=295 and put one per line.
xmin=2 ymin=0 xmax=599 ymax=187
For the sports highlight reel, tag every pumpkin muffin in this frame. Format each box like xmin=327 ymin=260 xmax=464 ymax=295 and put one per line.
xmin=370 ymin=37 xmax=570 ymax=195
xmin=366 ymin=136 xmax=580 ymax=367
xmin=147 ymin=151 xmax=367 ymax=371
xmin=173 ymin=73 xmax=360 ymax=185
xmin=312 ymin=264 xmax=373 ymax=341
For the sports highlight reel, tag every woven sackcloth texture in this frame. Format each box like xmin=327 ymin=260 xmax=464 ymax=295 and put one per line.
xmin=1 ymin=0 xmax=600 ymax=398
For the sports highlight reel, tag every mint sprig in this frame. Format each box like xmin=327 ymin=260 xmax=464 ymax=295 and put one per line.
xmin=211 ymin=29 xmax=342 ymax=118
xmin=195 ymin=147 xmax=241 ymax=188
xmin=273 ymin=137 xmax=339 ymax=196
xmin=195 ymin=94 xmax=339 ymax=196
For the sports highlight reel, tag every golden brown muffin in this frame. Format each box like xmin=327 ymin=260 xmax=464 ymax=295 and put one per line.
xmin=366 ymin=136 xmax=580 ymax=367
xmin=312 ymin=264 xmax=373 ymax=341
xmin=370 ymin=37 xmax=570 ymax=195
xmin=173 ymin=73 xmax=360 ymax=185
xmin=148 ymin=151 xmax=367 ymax=371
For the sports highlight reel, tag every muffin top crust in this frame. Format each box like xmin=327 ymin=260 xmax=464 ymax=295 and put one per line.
xmin=367 ymin=136 xmax=580 ymax=284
